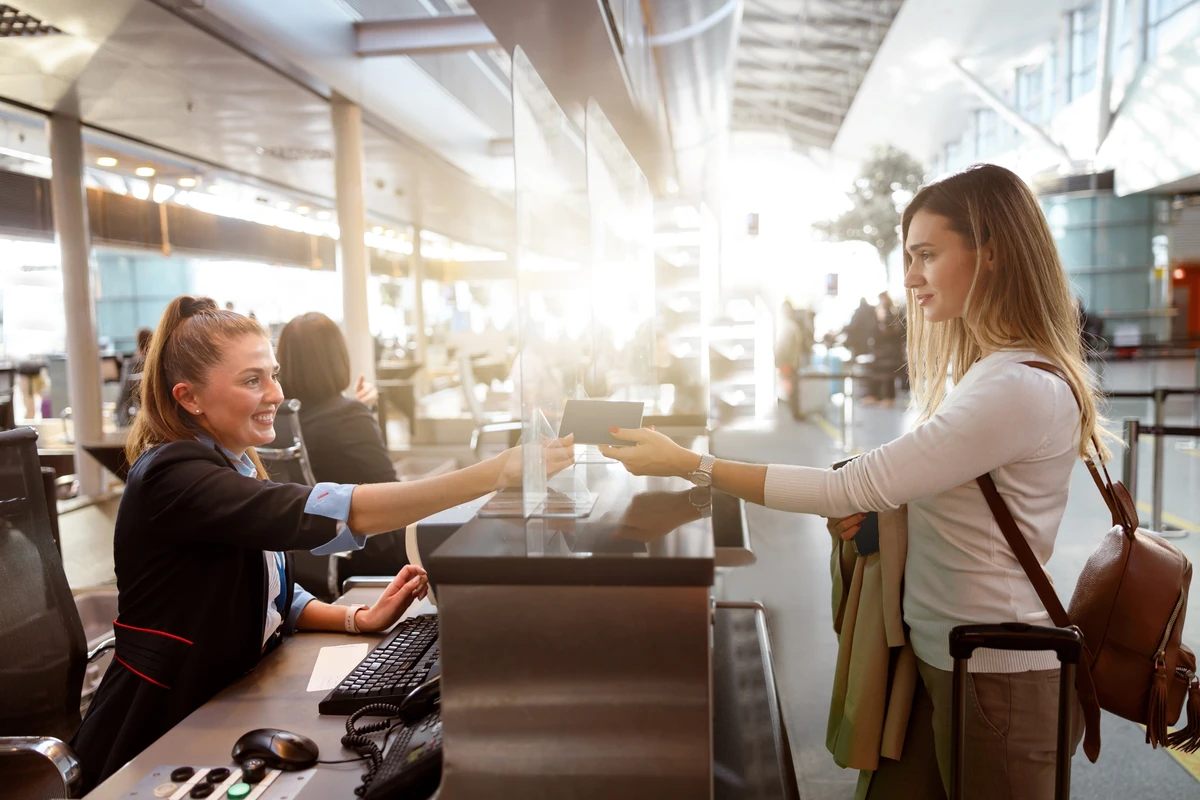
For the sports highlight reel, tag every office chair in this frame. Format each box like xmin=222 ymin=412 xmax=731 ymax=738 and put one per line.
xmin=458 ymin=352 xmax=521 ymax=462
xmin=257 ymin=401 xmax=339 ymax=601
xmin=0 ymin=428 xmax=114 ymax=799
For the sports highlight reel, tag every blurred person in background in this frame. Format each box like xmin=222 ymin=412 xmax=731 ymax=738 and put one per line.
xmin=776 ymin=301 xmax=816 ymax=420
xmin=867 ymin=292 xmax=906 ymax=408
xmin=845 ymin=297 xmax=878 ymax=359
xmin=115 ymin=327 xmax=153 ymax=426
xmin=16 ymin=357 xmax=46 ymax=420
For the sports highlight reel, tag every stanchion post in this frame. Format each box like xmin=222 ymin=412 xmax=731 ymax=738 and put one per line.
xmin=1152 ymin=389 xmax=1166 ymax=532
xmin=1193 ymin=350 xmax=1199 ymax=427
xmin=1123 ymin=418 xmax=1139 ymax=508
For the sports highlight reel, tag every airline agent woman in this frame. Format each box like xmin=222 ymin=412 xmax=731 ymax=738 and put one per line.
xmin=72 ymin=296 xmax=571 ymax=791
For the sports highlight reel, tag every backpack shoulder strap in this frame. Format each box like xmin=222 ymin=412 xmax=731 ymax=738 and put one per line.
xmin=1021 ymin=360 xmax=1128 ymax=528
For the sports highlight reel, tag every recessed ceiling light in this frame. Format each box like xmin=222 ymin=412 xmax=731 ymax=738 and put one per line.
xmin=295 ymin=205 xmax=310 ymax=215
xmin=316 ymin=210 xmax=332 ymax=221
xmin=372 ymin=226 xmax=384 ymax=235
xmin=135 ymin=166 xmax=156 ymax=177
xmin=97 ymin=157 xmax=118 ymax=167
xmin=177 ymin=177 xmax=197 ymax=188
xmin=275 ymin=201 xmax=291 ymax=210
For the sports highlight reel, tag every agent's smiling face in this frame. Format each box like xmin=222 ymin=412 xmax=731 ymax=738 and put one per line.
xmin=172 ymin=333 xmax=283 ymax=457
xmin=904 ymin=209 xmax=986 ymax=323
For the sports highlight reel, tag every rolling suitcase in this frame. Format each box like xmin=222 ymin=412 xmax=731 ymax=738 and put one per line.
xmin=948 ymin=623 xmax=1083 ymax=800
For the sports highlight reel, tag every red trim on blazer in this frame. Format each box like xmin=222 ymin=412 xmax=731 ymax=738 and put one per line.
xmin=112 ymin=620 xmax=194 ymax=645
xmin=114 ymin=656 xmax=172 ymax=689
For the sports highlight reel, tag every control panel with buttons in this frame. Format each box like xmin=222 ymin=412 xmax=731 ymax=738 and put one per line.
xmin=118 ymin=765 xmax=316 ymax=800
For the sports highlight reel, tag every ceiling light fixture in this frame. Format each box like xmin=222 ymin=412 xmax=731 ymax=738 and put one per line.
xmin=97 ymin=157 xmax=118 ymax=167
xmin=316 ymin=210 xmax=332 ymax=221
xmin=177 ymin=177 xmax=197 ymax=188
xmin=275 ymin=201 xmax=291 ymax=210
xmin=372 ymin=226 xmax=384 ymax=235
xmin=295 ymin=205 xmax=310 ymax=215
xmin=135 ymin=166 xmax=156 ymax=177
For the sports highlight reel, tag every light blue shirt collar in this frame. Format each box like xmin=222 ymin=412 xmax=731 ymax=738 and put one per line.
xmin=196 ymin=435 xmax=257 ymax=479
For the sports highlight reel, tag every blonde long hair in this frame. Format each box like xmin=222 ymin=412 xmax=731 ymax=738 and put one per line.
xmin=127 ymin=295 xmax=271 ymax=477
xmin=901 ymin=164 xmax=1111 ymax=461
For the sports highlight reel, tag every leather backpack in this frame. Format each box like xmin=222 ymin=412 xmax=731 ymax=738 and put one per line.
xmin=977 ymin=361 xmax=1198 ymax=762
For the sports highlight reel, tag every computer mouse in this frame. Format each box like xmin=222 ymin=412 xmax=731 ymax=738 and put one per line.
xmin=231 ymin=728 xmax=319 ymax=771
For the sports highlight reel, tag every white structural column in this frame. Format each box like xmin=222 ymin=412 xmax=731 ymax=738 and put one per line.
xmin=47 ymin=115 xmax=104 ymax=496
xmin=411 ymin=226 xmax=429 ymax=394
xmin=331 ymin=93 xmax=375 ymax=386
xmin=1096 ymin=0 xmax=1116 ymax=149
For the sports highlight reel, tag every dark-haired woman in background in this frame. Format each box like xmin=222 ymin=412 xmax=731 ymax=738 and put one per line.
xmin=72 ymin=296 xmax=570 ymax=791
xmin=276 ymin=312 xmax=405 ymax=579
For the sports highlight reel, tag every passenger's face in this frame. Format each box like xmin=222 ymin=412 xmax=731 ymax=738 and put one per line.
xmin=903 ymin=210 xmax=985 ymax=323
xmin=174 ymin=334 xmax=284 ymax=457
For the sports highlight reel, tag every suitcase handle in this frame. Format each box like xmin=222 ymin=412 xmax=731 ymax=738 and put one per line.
xmin=949 ymin=623 xmax=1082 ymax=664
xmin=949 ymin=623 xmax=1081 ymax=800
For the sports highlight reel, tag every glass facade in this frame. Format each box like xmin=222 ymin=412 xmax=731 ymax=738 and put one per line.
xmin=1041 ymin=192 xmax=1171 ymax=342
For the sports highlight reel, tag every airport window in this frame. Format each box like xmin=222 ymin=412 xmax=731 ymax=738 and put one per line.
xmin=1069 ymin=3 xmax=1100 ymax=101
xmin=975 ymin=108 xmax=1000 ymax=158
xmin=1016 ymin=64 xmax=1045 ymax=125
xmin=1147 ymin=0 xmax=1200 ymax=57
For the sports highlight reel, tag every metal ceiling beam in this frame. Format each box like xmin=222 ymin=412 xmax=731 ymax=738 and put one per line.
xmin=740 ymin=18 xmax=881 ymax=52
xmin=355 ymin=14 xmax=498 ymax=57
xmin=737 ymin=38 xmax=867 ymax=73
xmin=808 ymin=0 xmax=896 ymax=27
xmin=734 ymin=85 xmax=847 ymax=117
xmin=741 ymin=10 xmax=875 ymax=31
xmin=735 ymin=62 xmax=855 ymax=94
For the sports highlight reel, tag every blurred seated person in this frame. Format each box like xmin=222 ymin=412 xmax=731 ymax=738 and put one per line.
xmin=115 ymin=327 xmax=153 ymax=426
xmin=276 ymin=312 xmax=397 ymax=578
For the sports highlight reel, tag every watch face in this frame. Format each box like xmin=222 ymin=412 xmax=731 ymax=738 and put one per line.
xmin=691 ymin=471 xmax=713 ymax=487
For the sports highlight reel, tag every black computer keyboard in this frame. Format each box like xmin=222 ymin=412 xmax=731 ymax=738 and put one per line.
xmin=363 ymin=711 xmax=442 ymax=800
xmin=319 ymin=614 xmax=440 ymax=716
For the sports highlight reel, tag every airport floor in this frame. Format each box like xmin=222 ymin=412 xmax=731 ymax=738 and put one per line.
xmin=712 ymin=356 xmax=1200 ymax=799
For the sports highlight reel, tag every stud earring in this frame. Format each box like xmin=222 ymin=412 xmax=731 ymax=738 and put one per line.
xmin=194 ymin=409 xmax=201 ymax=414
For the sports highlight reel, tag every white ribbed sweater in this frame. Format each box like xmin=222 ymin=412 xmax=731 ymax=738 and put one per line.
xmin=764 ymin=350 xmax=1080 ymax=672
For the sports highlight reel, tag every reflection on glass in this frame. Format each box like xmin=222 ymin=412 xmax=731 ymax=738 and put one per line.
xmin=585 ymin=100 xmax=656 ymax=409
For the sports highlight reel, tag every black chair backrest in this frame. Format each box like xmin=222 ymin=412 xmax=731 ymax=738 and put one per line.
xmin=257 ymin=400 xmax=317 ymax=487
xmin=0 ymin=428 xmax=87 ymax=741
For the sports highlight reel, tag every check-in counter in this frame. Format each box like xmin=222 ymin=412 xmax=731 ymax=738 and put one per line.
xmin=425 ymin=463 xmax=796 ymax=799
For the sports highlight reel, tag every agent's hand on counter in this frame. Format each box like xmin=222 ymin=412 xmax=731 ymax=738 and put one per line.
xmin=353 ymin=565 xmax=429 ymax=633
xmin=598 ymin=427 xmax=701 ymax=478
xmin=353 ymin=374 xmax=379 ymax=408
xmin=492 ymin=434 xmax=576 ymax=489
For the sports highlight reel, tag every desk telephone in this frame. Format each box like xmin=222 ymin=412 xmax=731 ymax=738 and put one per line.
xmin=342 ymin=674 xmax=443 ymax=799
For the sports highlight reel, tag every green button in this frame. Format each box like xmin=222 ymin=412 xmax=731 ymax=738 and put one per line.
xmin=226 ymin=783 xmax=251 ymax=799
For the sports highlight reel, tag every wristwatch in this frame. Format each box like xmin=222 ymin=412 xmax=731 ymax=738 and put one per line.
xmin=687 ymin=453 xmax=715 ymax=487
xmin=344 ymin=604 xmax=367 ymax=634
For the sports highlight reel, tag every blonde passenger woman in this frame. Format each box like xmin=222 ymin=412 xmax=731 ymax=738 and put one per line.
xmin=600 ymin=164 xmax=1110 ymax=800
xmin=71 ymin=296 xmax=572 ymax=792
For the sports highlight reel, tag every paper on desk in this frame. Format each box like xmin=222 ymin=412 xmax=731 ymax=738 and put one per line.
xmin=306 ymin=643 xmax=369 ymax=692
